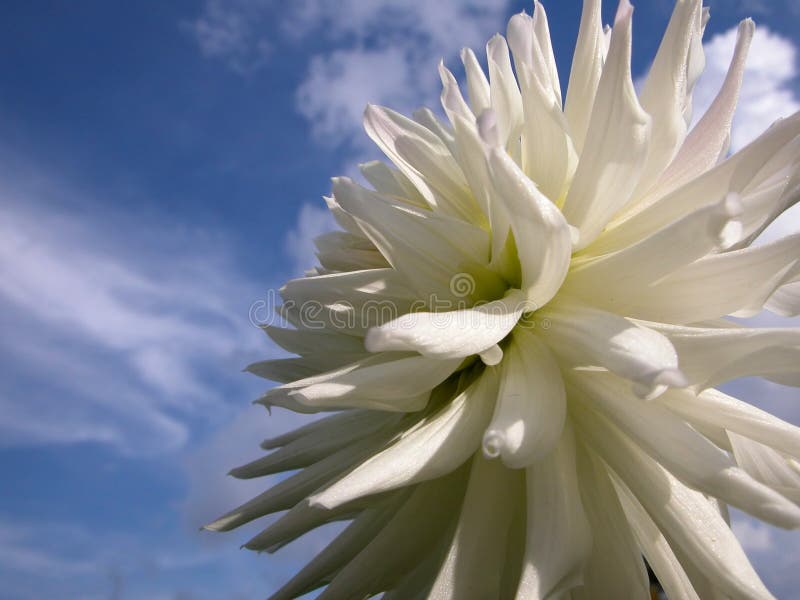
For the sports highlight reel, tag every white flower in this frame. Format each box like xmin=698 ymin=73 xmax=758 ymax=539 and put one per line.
xmin=209 ymin=1 xmax=800 ymax=598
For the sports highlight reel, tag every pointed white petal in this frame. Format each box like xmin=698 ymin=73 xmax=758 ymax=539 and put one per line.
xmin=507 ymin=10 xmax=576 ymax=202
xmin=413 ymin=106 xmax=456 ymax=155
xmin=541 ymin=303 xmax=686 ymax=399
xmin=566 ymin=192 xmax=743 ymax=297
xmin=487 ymin=34 xmax=524 ymax=149
xmin=516 ymin=60 xmax=577 ymax=202
xmin=594 ymin=111 xmax=800 ymax=256
xmin=268 ymin=497 xmax=406 ymax=600
xmin=634 ymin=0 xmax=704 ymax=198
xmin=205 ymin=429 xmax=395 ymax=531
xmin=363 ymin=104 xmax=480 ymax=221
xmin=564 ymin=0 xmax=605 ymax=154
xmin=280 ymin=267 xmax=417 ymax=307
xmin=447 ymin=113 xmax=494 ymax=221
xmin=359 ymin=160 xmax=429 ymax=208
xmin=260 ymin=409 xmax=373 ymax=450
xmin=364 ymin=288 xmax=527 ymax=360
xmin=428 ymin=455 xmax=524 ymax=599
xmin=660 ymin=387 xmax=800 ymax=459
xmin=656 ymin=19 xmax=755 ymax=197
xmin=438 ymin=61 xmax=472 ymax=125
xmin=573 ymin=404 xmax=776 ymax=600
xmin=310 ymin=368 xmax=498 ymax=509
xmin=571 ymin=372 xmax=800 ymax=527
xmin=461 ymin=47 xmax=491 ymax=115
xmin=613 ymin=234 xmax=800 ymax=323
xmin=515 ymin=422 xmax=592 ymax=600
xmin=487 ymin=145 xmax=573 ymax=306
xmin=263 ymin=353 xmax=462 ymax=413
xmin=767 ymin=280 xmax=800 ymax=317
xmin=318 ymin=467 xmax=469 ymax=599
xmin=332 ymin=178 xmax=504 ymax=303
xmin=730 ymin=432 xmax=800 ymax=504
xmin=561 ymin=1 xmax=652 ymax=249
xmin=230 ymin=412 xmax=402 ymax=479
xmin=645 ymin=322 xmax=800 ymax=390
xmin=614 ymin=477 xmax=702 ymax=600
xmin=532 ymin=1 xmax=562 ymax=106
xmin=572 ymin=443 xmax=650 ymax=600
xmin=483 ymin=328 xmax=566 ymax=467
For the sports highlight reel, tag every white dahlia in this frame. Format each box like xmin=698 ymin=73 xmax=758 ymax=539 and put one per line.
xmin=209 ymin=1 xmax=800 ymax=598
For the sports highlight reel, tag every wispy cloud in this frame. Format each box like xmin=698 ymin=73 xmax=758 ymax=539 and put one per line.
xmin=0 ymin=157 xmax=271 ymax=456
xmin=185 ymin=0 xmax=512 ymax=149
xmin=284 ymin=203 xmax=335 ymax=274
xmin=181 ymin=0 xmax=272 ymax=75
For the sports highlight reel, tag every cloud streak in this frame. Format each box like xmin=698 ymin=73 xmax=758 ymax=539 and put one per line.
xmin=0 ymin=157 xmax=270 ymax=456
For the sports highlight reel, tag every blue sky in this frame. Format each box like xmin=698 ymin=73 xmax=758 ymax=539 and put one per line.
xmin=1 ymin=1 xmax=799 ymax=598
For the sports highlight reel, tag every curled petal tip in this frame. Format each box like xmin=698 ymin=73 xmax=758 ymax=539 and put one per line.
xmin=632 ymin=368 xmax=689 ymax=400
xmin=713 ymin=193 xmax=745 ymax=248
xmin=363 ymin=327 xmax=386 ymax=353
xmin=568 ymin=224 xmax=581 ymax=247
xmin=479 ymin=344 xmax=504 ymax=365
xmin=482 ymin=429 xmax=505 ymax=459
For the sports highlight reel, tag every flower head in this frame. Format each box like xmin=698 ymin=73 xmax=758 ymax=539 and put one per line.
xmin=209 ymin=1 xmax=800 ymax=597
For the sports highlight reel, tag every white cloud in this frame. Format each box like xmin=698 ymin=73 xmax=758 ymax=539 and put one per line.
xmin=296 ymin=45 xmax=417 ymax=144
xmin=0 ymin=160 xmax=273 ymax=456
xmin=284 ymin=202 xmax=335 ymax=274
xmin=732 ymin=514 xmax=773 ymax=552
xmin=692 ymin=24 xmax=799 ymax=153
xmin=182 ymin=0 xmax=272 ymax=75
xmin=289 ymin=0 xmax=512 ymax=148
xmin=186 ymin=0 xmax=512 ymax=148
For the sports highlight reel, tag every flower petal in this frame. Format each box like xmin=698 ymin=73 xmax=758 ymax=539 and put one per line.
xmin=428 ymin=454 xmax=524 ymax=599
xmin=634 ymin=0 xmax=705 ymax=198
xmin=487 ymin=34 xmax=524 ymax=150
xmin=263 ymin=353 xmax=462 ymax=413
xmin=332 ymin=178 xmax=504 ymax=303
xmin=565 ymin=192 xmax=743 ymax=297
xmin=571 ymin=372 xmax=800 ymax=527
xmin=660 ymin=387 xmax=800 ymax=459
xmin=571 ymin=443 xmax=650 ymax=600
xmin=656 ymin=19 xmax=755 ymax=198
xmin=364 ymin=288 xmax=528 ymax=361
xmin=593 ymin=111 xmax=800 ymax=255
xmin=230 ymin=412 xmax=402 ymax=479
xmin=730 ymin=432 xmax=800 ymax=504
xmin=205 ymin=427 xmax=397 ymax=532
xmin=483 ymin=327 xmax=566 ymax=467
xmin=540 ymin=302 xmax=686 ymax=400
xmin=614 ymin=477 xmax=702 ymax=600
xmin=487 ymin=144 xmax=573 ymax=307
xmin=267 ymin=496 xmax=407 ymax=600
xmin=767 ymin=279 xmax=800 ymax=317
xmin=645 ymin=321 xmax=800 ymax=390
xmin=363 ymin=104 xmax=480 ymax=221
xmin=515 ymin=422 xmax=592 ymax=600
xmin=573 ymin=404 xmax=776 ymax=600
xmin=359 ymin=160 xmax=428 ymax=208
xmin=309 ymin=368 xmax=498 ymax=509
xmin=318 ymin=466 xmax=469 ymax=600
xmin=614 ymin=233 xmax=800 ymax=322
xmin=564 ymin=0 xmax=605 ymax=154
xmin=561 ymin=0 xmax=652 ymax=249
xmin=460 ymin=47 xmax=491 ymax=115
xmin=507 ymin=8 xmax=576 ymax=201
